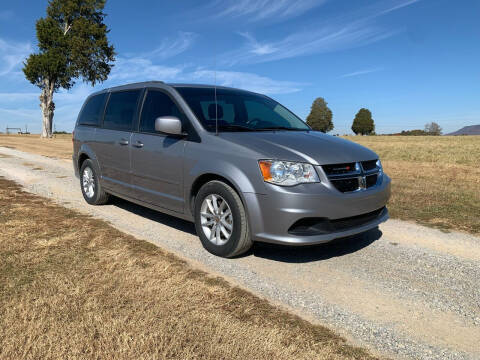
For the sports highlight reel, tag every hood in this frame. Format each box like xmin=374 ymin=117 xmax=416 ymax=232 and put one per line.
xmin=218 ymin=131 xmax=378 ymax=165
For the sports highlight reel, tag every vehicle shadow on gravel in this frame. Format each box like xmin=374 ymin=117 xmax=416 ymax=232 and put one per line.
xmin=250 ymin=227 xmax=383 ymax=263
xmin=110 ymin=197 xmax=197 ymax=235
xmin=109 ymin=196 xmax=382 ymax=263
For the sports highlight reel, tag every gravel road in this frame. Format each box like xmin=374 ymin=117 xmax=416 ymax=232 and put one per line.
xmin=1 ymin=146 xmax=479 ymax=360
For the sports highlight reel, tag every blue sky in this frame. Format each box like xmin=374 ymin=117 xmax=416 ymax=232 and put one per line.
xmin=0 ymin=0 xmax=479 ymax=134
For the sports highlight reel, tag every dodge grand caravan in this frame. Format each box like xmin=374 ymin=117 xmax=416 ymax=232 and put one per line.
xmin=73 ymin=81 xmax=391 ymax=257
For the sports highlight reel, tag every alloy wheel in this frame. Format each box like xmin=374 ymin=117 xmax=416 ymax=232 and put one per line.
xmin=200 ymin=194 xmax=233 ymax=246
xmin=82 ymin=167 xmax=95 ymax=198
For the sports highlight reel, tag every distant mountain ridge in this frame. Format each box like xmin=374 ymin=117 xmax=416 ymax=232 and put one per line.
xmin=447 ymin=125 xmax=480 ymax=135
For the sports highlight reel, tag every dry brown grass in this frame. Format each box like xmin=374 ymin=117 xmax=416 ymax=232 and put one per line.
xmin=345 ymin=136 xmax=480 ymax=233
xmin=0 ymin=177 xmax=378 ymax=360
xmin=0 ymin=134 xmax=72 ymax=160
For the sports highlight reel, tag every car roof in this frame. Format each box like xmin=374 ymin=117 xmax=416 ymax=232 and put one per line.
xmin=88 ymin=81 xmax=262 ymax=98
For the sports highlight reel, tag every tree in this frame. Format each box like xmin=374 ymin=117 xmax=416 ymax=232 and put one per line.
xmin=399 ymin=129 xmax=428 ymax=136
xmin=351 ymin=108 xmax=375 ymax=135
xmin=424 ymin=122 xmax=442 ymax=136
xmin=23 ymin=0 xmax=115 ymax=138
xmin=306 ymin=97 xmax=333 ymax=132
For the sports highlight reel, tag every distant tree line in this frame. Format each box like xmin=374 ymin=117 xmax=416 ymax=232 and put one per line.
xmin=306 ymin=97 xmax=375 ymax=135
xmin=305 ymin=97 xmax=442 ymax=136
xmin=398 ymin=129 xmax=428 ymax=136
xmin=391 ymin=122 xmax=443 ymax=136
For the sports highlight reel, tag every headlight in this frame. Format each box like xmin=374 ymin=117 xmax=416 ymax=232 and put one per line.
xmin=376 ymin=159 xmax=383 ymax=173
xmin=258 ymin=160 xmax=320 ymax=186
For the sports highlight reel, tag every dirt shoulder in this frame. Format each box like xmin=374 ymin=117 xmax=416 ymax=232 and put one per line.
xmin=0 ymin=176 xmax=378 ymax=360
xmin=0 ymin=134 xmax=72 ymax=160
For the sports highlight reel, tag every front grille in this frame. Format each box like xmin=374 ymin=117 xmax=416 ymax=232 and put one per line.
xmin=366 ymin=174 xmax=378 ymax=187
xmin=322 ymin=159 xmax=381 ymax=193
xmin=331 ymin=178 xmax=359 ymax=192
xmin=288 ymin=207 xmax=386 ymax=235
xmin=362 ymin=160 xmax=377 ymax=171
xmin=322 ymin=162 xmax=356 ymax=175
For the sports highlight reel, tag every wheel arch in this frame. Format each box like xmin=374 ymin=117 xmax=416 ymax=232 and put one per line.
xmin=78 ymin=153 xmax=90 ymax=170
xmin=189 ymin=173 xmax=244 ymax=217
xmin=77 ymin=144 xmax=101 ymax=177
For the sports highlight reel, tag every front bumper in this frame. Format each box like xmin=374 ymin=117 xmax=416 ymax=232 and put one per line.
xmin=244 ymin=174 xmax=391 ymax=245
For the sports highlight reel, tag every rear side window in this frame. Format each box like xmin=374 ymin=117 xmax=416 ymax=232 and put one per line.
xmin=139 ymin=90 xmax=184 ymax=133
xmin=103 ymin=90 xmax=141 ymax=131
xmin=78 ymin=93 xmax=107 ymax=126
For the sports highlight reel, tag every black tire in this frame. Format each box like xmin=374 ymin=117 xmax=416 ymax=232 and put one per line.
xmin=194 ymin=180 xmax=252 ymax=258
xmin=80 ymin=159 xmax=110 ymax=205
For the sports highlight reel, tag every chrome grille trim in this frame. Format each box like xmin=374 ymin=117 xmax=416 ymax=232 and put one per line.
xmin=322 ymin=160 xmax=382 ymax=193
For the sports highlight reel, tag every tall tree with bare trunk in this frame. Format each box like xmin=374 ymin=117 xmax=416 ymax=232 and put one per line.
xmin=23 ymin=0 xmax=115 ymax=138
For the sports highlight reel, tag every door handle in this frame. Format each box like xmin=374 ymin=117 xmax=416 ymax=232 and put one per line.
xmin=119 ymin=138 xmax=129 ymax=145
xmin=133 ymin=141 xmax=144 ymax=148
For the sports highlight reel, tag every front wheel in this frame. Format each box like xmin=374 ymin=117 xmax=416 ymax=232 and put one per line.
xmin=80 ymin=159 xmax=110 ymax=205
xmin=194 ymin=180 xmax=252 ymax=258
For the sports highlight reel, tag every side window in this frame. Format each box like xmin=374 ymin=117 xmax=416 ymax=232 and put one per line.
xmin=77 ymin=93 xmax=107 ymax=126
xmin=103 ymin=90 xmax=141 ymax=131
xmin=139 ymin=90 xmax=183 ymax=133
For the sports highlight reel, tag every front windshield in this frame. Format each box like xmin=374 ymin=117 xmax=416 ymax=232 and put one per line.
xmin=175 ymin=87 xmax=310 ymax=132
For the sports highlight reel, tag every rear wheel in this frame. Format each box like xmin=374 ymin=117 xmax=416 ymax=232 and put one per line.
xmin=80 ymin=159 xmax=109 ymax=205
xmin=194 ymin=180 xmax=252 ymax=258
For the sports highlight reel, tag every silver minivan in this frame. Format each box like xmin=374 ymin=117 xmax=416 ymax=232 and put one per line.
xmin=73 ymin=81 xmax=390 ymax=257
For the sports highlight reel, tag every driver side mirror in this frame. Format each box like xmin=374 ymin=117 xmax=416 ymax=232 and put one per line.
xmin=154 ymin=116 xmax=183 ymax=135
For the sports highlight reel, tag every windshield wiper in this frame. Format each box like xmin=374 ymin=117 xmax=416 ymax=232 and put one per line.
xmin=213 ymin=124 xmax=309 ymax=132
xmin=216 ymin=124 xmax=255 ymax=132
xmin=256 ymin=126 xmax=308 ymax=131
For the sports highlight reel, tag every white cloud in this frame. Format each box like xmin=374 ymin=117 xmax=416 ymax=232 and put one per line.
xmin=107 ymin=48 xmax=303 ymax=95
xmin=137 ymin=32 xmax=197 ymax=60
xmin=109 ymin=32 xmax=197 ymax=84
xmin=190 ymin=70 xmax=303 ymax=94
xmin=238 ymin=32 xmax=278 ymax=55
xmin=108 ymin=57 xmax=183 ymax=83
xmin=0 ymin=37 xmax=32 ymax=77
xmin=377 ymin=0 xmax=421 ymax=16
xmin=221 ymin=0 xmax=420 ymax=65
xmin=340 ymin=68 xmax=384 ymax=78
xmin=206 ymin=0 xmax=326 ymax=22
xmin=223 ymin=25 xmax=396 ymax=66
